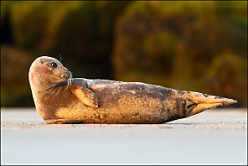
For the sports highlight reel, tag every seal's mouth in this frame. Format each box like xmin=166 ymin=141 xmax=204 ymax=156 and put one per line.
xmin=63 ymin=70 xmax=72 ymax=79
xmin=58 ymin=68 xmax=73 ymax=90
xmin=51 ymin=68 xmax=72 ymax=80
xmin=58 ymin=68 xmax=72 ymax=79
xmin=46 ymin=69 xmax=73 ymax=93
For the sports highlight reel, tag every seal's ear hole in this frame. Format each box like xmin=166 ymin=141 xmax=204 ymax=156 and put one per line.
xmin=41 ymin=61 xmax=44 ymax=64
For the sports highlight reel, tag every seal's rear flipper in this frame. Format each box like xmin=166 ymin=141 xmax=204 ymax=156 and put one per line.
xmin=71 ymin=84 xmax=99 ymax=108
xmin=185 ymin=91 xmax=237 ymax=117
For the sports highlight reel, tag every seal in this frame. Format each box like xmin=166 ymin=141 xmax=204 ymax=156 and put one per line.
xmin=28 ymin=56 xmax=237 ymax=124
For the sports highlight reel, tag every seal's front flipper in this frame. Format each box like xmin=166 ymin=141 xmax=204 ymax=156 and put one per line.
xmin=44 ymin=119 xmax=69 ymax=124
xmin=45 ymin=119 xmax=84 ymax=124
xmin=71 ymin=84 xmax=99 ymax=108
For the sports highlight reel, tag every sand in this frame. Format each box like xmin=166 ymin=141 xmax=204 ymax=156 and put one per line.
xmin=1 ymin=108 xmax=247 ymax=164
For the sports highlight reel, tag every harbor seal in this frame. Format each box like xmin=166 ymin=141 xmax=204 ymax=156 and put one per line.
xmin=28 ymin=56 xmax=237 ymax=124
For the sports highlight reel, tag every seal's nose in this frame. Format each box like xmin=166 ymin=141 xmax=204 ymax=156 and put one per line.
xmin=185 ymin=91 xmax=237 ymax=117
xmin=65 ymin=69 xmax=72 ymax=79
xmin=61 ymin=68 xmax=72 ymax=79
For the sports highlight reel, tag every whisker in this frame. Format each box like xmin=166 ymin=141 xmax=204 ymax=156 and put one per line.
xmin=64 ymin=72 xmax=73 ymax=91
xmin=65 ymin=79 xmax=70 ymax=91
xmin=46 ymin=83 xmax=60 ymax=94
xmin=46 ymin=87 xmax=55 ymax=94
xmin=59 ymin=54 xmax=62 ymax=62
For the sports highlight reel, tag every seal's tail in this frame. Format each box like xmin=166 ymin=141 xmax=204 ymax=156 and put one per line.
xmin=185 ymin=91 xmax=237 ymax=117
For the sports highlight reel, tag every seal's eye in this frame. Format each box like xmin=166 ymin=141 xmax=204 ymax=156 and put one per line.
xmin=51 ymin=62 xmax=57 ymax=68
xmin=47 ymin=62 xmax=58 ymax=68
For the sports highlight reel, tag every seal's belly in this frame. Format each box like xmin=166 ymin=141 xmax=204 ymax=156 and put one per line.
xmin=54 ymin=82 xmax=176 ymax=123
xmin=54 ymin=95 xmax=168 ymax=124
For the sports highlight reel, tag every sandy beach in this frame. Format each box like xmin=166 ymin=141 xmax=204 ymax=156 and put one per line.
xmin=1 ymin=108 xmax=247 ymax=164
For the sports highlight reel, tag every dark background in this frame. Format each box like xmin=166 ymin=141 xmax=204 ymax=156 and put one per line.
xmin=1 ymin=1 xmax=247 ymax=107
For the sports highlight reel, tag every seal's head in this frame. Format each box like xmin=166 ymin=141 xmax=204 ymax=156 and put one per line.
xmin=28 ymin=56 xmax=72 ymax=120
xmin=29 ymin=56 xmax=72 ymax=93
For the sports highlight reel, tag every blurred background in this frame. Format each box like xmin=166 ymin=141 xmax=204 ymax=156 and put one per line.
xmin=1 ymin=1 xmax=247 ymax=108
